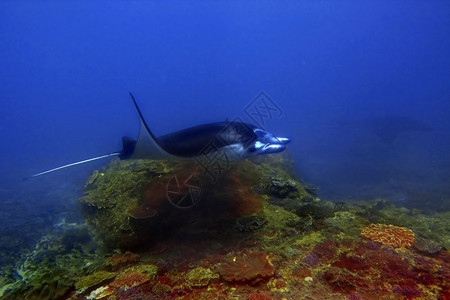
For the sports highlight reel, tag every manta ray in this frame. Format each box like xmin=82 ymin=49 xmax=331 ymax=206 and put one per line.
xmin=31 ymin=93 xmax=290 ymax=177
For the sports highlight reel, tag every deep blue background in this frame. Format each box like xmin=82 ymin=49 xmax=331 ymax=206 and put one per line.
xmin=1 ymin=1 xmax=449 ymax=228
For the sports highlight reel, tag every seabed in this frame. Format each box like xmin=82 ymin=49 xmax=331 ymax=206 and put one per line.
xmin=0 ymin=154 xmax=449 ymax=300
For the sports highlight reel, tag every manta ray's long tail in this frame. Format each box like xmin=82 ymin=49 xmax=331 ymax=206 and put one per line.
xmin=28 ymin=152 xmax=121 ymax=178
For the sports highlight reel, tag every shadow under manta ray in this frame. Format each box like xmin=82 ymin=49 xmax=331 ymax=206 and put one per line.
xmin=30 ymin=93 xmax=291 ymax=178
xmin=340 ymin=115 xmax=432 ymax=144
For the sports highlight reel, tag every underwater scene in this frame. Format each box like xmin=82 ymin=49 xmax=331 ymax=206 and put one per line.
xmin=0 ymin=2 xmax=449 ymax=300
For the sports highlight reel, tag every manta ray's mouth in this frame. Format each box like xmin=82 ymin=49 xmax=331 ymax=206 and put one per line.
xmin=261 ymin=143 xmax=286 ymax=153
xmin=276 ymin=137 xmax=291 ymax=144
xmin=254 ymin=136 xmax=289 ymax=154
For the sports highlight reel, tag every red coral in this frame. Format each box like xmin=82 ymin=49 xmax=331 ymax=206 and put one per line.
xmin=413 ymin=256 xmax=438 ymax=272
xmin=292 ymin=266 xmax=312 ymax=278
xmin=157 ymin=275 xmax=173 ymax=286
xmin=393 ymin=284 xmax=422 ymax=298
xmin=110 ymin=271 xmax=150 ymax=291
xmin=206 ymin=167 xmax=264 ymax=217
xmin=332 ymin=252 xmax=367 ymax=271
xmin=313 ymin=239 xmax=338 ymax=262
xmin=438 ymin=290 xmax=450 ymax=300
xmin=323 ymin=269 xmax=371 ymax=293
xmin=218 ymin=252 xmax=275 ymax=283
xmin=127 ymin=173 xmax=176 ymax=220
xmin=324 ymin=240 xmax=447 ymax=298
xmin=364 ymin=247 xmax=409 ymax=275
xmin=364 ymin=241 xmax=382 ymax=250
xmin=361 ymin=224 xmax=415 ymax=248
xmin=248 ymin=293 xmax=272 ymax=300
xmin=275 ymin=279 xmax=287 ymax=289
xmin=347 ymin=292 xmax=363 ymax=300
xmin=302 ymin=240 xmax=338 ymax=269
xmin=416 ymin=272 xmax=437 ymax=285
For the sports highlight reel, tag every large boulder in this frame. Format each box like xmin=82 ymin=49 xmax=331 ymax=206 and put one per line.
xmin=80 ymin=153 xmax=315 ymax=250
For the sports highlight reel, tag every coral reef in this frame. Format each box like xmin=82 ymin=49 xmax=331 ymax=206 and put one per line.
xmin=109 ymin=270 xmax=149 ymax=291
xmin=217 ymin=251 xmax=275 ymax=283
xmin=235 ymin=214 xmax=266 ymax=232
xmin=105 ymin=251 xmax=140 ymax=269
xmin=323 ymin=239 xmax=449 ymax=298
xmin=0 ymin=225 xmax=104 ymax=300
xmin=361 ymin=223 xmax=415 ymax=247
xmin=248 ymin=293 xmax=272 ymax=300
xmin=86 ymin=285 xmax=114 ymax=300
xmin=123 ymin=264 xmax=158 ymax=278
xmin=2 ymin=153 xmax=449 ymax=299
xmin=75 ymin=270 xmax=116 ymax=293
xmin=80 ymin=157 xmax=314 ymax=250
xmin=186 ymin=266 xmax=218 ymax=287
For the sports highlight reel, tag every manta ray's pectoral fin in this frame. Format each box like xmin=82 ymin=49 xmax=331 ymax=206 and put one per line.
xmin=126 ymin=93 xmax=176 ymax=160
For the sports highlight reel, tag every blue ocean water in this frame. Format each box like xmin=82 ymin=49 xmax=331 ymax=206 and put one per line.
xmin=0 ymin=0 xmax=449 ymax=282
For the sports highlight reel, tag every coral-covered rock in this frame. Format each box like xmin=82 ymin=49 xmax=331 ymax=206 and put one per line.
xmin=186 ymin=266 xmax=218 ymax=287
xmin=413 ymin=236 xmax=443 ymax=255
xmin=235 ymin=214 xmax=266 ymax=232
xmin=125 ymin=264 xmax=158 ymax=278
xmin=75 ymin=270 xmax=116 ymax=294
xmin=302 ymin=239 xmax=338 ymax=267
xmin=332 ymin=252 xmax=367 ymax=272
xmin=127 ymin=205 xmax=158 ymax=219
xmin=322 ymin=239 xmax=450 ymax=298
xmin=86 ymin=285 xmax=114 ymax=300
xmin=218 ymin=252 xmax=275 ymax=283
xmin=152 ymin=283 xmax=171 ymax=297
xmin=393 ymin=284 xmax=422 ymax=298
xmin=110 ymin=271 xmax=149 ymax=291
xmin=80 ymin=159 xmax=173 ymax=249
xmin=312 ymin=239 xmax=338 ymax=262
xmin=302 ymin=252 xmax=320 ymax=267
xmin=361 ymin=223 xmax=415 ymax=248
xmin=80 ymin=154 xmax=315 ymax=250
xmin=248 ymin=293 xmax=272 ymax=300
xmin=106 ymin=251 xmax=140 ymax=269
xmin=292 ymin=265 xmax=312 ymax=279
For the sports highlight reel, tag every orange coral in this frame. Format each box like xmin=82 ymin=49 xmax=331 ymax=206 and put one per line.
xmin=361 ymin=223 xmax=415 ymax=248
xmin=218 ymin=252 xmax=275 ymax=282
xmin=110 ymin=271 xmax=149 ymax=291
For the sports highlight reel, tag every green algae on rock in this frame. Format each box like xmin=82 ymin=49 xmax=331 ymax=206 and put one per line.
xmin=75 ymin=270 xmax=116 ymax=294
xmin=80 ymin=159 xmax=175 ymax=249
xmin=186 ymin=266 xmax=219 ymax=287
xmin=121 ymin=264 xmax=158 ymax=278
xmin=1 ymin=225 xmax=104 ymax=300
